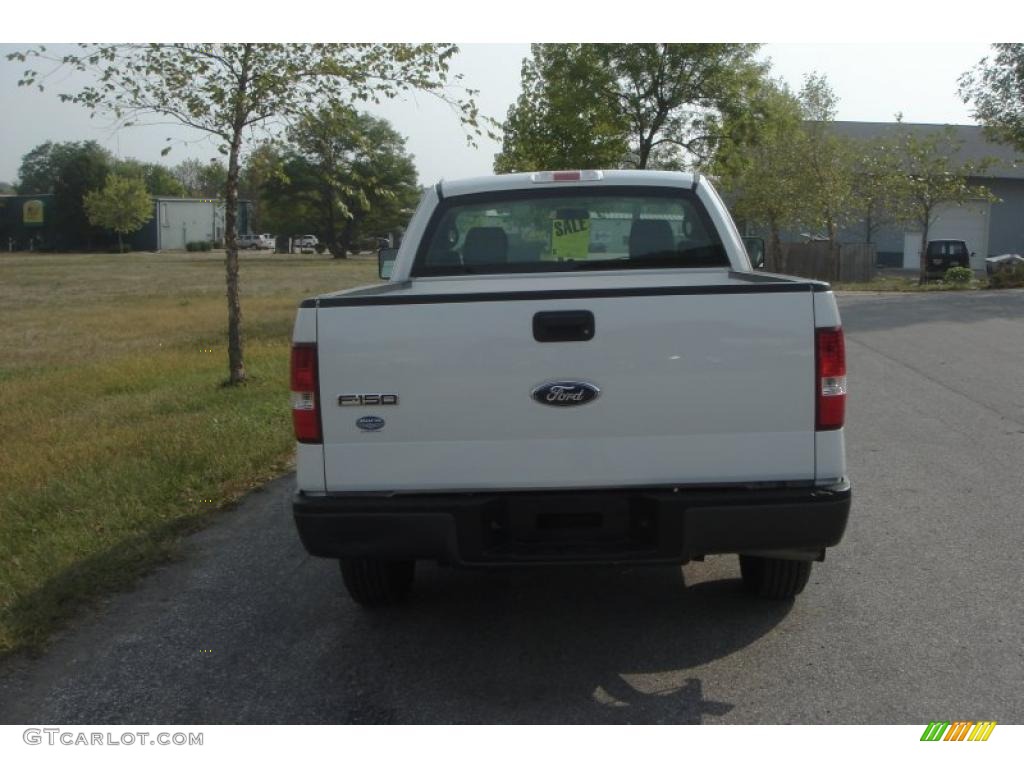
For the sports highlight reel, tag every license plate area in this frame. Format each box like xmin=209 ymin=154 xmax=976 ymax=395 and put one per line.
xmin=480 ymin=494 xmax=659 ymax=559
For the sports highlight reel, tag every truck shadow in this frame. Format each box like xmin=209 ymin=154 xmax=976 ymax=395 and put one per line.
xmin=0 ymin=482 xmax=792 ymax=725
xmin=323 ymin=563 xmax=790 ymax=724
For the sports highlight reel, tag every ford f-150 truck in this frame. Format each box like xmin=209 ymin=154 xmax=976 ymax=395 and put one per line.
xmin=290 ymin=170 xmax=851 ymax=606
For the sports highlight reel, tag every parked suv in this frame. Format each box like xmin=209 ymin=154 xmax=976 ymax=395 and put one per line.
xmin=925 ymin=239 xmax=971 ymax=279
xmin=238 ymin=233 xmax=274 ymax=250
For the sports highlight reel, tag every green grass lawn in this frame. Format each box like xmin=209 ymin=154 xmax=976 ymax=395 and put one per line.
xmin=0 ymin=250 xmax=379 ymax=655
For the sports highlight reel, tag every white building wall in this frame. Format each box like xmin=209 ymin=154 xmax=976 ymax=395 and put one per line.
xmin=156 ymin=200 xmax=219 ymax=250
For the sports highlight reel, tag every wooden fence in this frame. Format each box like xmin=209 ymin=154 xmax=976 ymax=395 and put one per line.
xmin=778 ymin=242 xmax=875 ymax=283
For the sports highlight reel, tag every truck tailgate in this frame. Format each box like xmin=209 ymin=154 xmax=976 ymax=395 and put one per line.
xmin=315 ymin=277 xmax=817 ymax=492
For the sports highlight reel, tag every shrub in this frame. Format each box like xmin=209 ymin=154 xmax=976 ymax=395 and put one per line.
xmin=989 ymin=263 xmax=1024 ymax=289
xmin=943 ymin=266 xmax=973 ymax=285
xmin=185 ymin=240 xmax=212 ymax=252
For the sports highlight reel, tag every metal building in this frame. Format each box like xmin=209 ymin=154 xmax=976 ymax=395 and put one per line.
xmin=829 ymin=122 xmax=1024 ymax=269
xmin=0 ymin=193 xmax=57 ymax=250
xmin=135 ymin=197 xmax=253 ymax=251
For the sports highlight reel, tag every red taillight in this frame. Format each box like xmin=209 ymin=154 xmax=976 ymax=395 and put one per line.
xmin=290 ymin=342 xmax=321 ymax=444
xmin=815 ymin=327 xmax=847 ymax=431
xmin=552 ymin=170 xmax=581 ymax=181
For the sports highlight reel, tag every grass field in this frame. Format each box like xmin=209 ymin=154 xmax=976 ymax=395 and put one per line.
xmin=0 ymin=250 xmax=379 ymax=655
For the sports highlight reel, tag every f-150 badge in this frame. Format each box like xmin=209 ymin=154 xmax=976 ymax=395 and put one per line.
xmin=531 ymin=381 xmax=600 ymax=406
xmin=338 ymin=393 xmax=398 ymax=406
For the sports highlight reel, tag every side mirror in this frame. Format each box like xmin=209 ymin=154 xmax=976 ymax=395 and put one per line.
xmin=378 ymin=247 xmax=398 ymax=279
xmin=743 ymin=236 xmax=766 ymax=270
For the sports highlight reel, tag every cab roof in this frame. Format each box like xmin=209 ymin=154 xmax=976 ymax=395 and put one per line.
xmin=438 ymin=170 xmax=699 ymax=198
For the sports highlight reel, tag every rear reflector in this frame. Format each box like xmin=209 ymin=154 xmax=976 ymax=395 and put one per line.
xmin=531 ymin=170 xmax=603 ymax=183
xmin=290 ymin=343 xmax=322 ymax=444
xmin=815 ymin=327 xmax=847 ymax=431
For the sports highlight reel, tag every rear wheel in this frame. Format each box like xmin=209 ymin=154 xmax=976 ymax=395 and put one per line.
xmin=339 ymin=558 xmax=415 ymax=607
xmin=739 ymin=555 xmax=812 ymax=599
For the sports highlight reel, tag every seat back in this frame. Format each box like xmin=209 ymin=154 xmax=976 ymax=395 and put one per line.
xmin=463 ymin=227 xmax=508 ymax=265
xmin=629 ymin=220 xmax=675 ymax=258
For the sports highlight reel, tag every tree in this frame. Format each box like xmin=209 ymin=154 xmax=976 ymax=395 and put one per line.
xmin=888 ymin=117 xmax=994 ymax=284
xmin=960 ymin=43 xmax=1024 ymax=153
xmin=849 ymin=137 xmax=904 ymax=245
xmin=16 ymin=140 xmax=113 ymax=249
xmin=798 ymin=73 xmax=857 ymax=271
xmin=112 ymin=158 xmax=186 ymax=196
xmin=495 ymin=44 xmax=765 ymax=172
xmin=257 ymin=148 xmax=320 ymax=244
xmin=713 ymin=80 xmax=807 ymax=270
xmin=0 ymin=181 xmax=14 ymax=194
xmin=595 ymin=44 xmax=766 ymax=169
xmin=298 ymin=107 xmax=418 ymax=256
xmin=15 ymin=140 xmax=70 ymax=193
xmin=10 ymin=43 xmax=481 ymax=384
xmin=172 ymin=158 xmax=228 ymax=198
xmin=83 ymin=174 xmax=154 ymax=252
xmin=494 ymin=45 xmax=629 ymax=172
xmin=259 ymin=108 xmax=419 ymax=256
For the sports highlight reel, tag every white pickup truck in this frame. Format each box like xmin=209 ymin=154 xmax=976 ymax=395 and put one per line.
xmin=290 ymin=170 xmax=851 ymax=606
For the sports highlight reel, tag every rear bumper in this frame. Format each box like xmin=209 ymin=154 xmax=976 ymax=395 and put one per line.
xmin=293 ymin=481 xmax=851 ymax=565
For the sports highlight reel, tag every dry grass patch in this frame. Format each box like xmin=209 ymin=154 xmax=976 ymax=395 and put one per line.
xmin=0 ymin=250 xmax=379 ymax=654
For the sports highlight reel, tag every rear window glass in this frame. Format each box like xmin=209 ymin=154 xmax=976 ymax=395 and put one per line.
xmin=927 ymin=241 xmax=967 ymax=256
xmin=412 ymin=188 xmax=728 ymax=275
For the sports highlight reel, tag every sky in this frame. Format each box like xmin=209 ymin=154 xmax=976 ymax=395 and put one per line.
xmin=0 ymin=42 xmax=997 ymax=188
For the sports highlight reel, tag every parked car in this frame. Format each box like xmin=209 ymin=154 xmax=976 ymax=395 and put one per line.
xmin=925 ymin=239 xmax=971 ymax=279
xmin=290 ymin=170 xmax=851 ymax=607
xmin=236 ymin=233 xmax=274 ymax=250
xmin=985 ymin=253 xmax=1024 ymax=276
xmin=293 ymin=234 xmax=319 ymax=252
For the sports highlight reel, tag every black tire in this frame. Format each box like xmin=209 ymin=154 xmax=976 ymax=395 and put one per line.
xmin=739 ymin=555 xmax=812 ymax=600
xmin=339 ymin=559 xmax=415 ymax=607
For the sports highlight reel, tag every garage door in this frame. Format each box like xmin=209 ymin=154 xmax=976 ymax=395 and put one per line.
xmin=930 ymin=201 xmax=990 ymax=270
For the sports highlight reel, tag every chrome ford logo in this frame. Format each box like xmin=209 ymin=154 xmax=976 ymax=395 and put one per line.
xmin=356 ymin=415 xmax=386 ymax=431
xmin=531 ymin=381 xmax=600 ymax=407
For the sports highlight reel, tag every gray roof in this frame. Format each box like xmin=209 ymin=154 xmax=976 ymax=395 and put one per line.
xmin=829 ymin=121 xmax=1024 ymax=180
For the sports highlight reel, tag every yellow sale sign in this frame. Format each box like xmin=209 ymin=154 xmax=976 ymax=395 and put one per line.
xmin=551 ymin=217 xmax=589 ymax=260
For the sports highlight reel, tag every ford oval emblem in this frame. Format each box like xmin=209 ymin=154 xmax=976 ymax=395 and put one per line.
xmin=531 ymin=381 xmax=600 ymax=407
xmin=356 ymin=415 xmax=386 ymax=431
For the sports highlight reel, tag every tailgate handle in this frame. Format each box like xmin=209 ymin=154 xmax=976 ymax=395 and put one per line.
xmin=533 ymin=310 xmax=595 ymax=342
